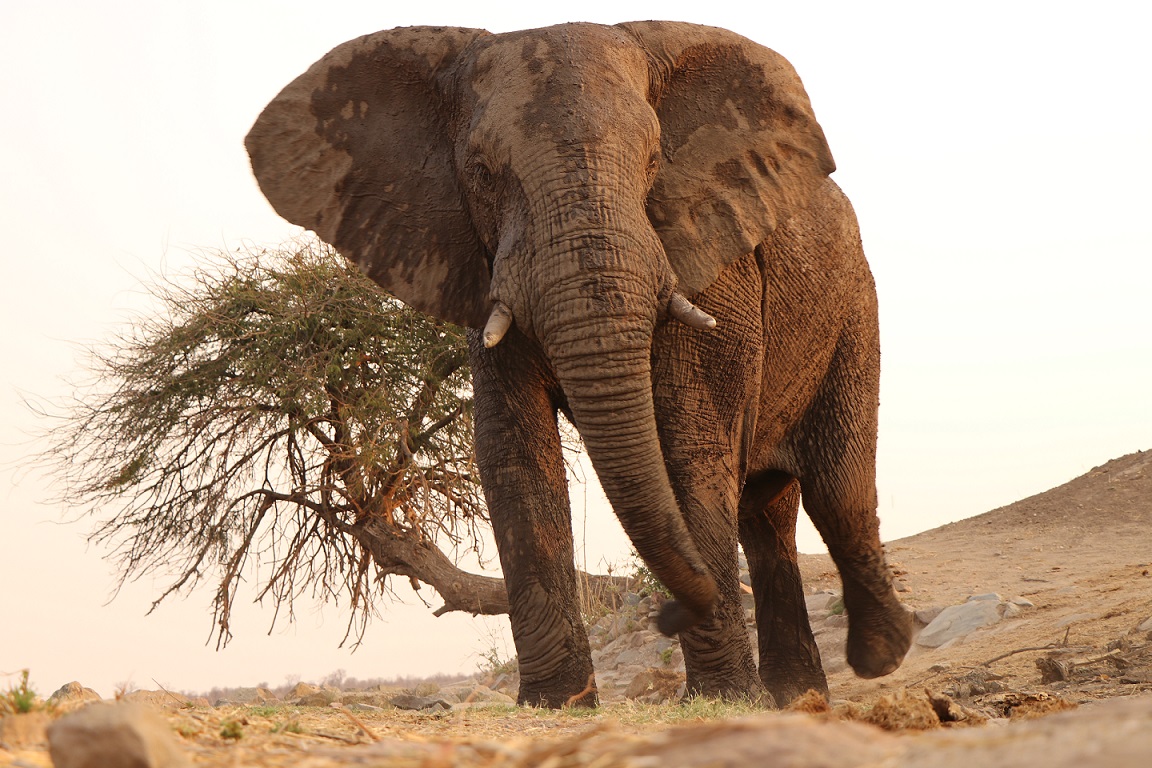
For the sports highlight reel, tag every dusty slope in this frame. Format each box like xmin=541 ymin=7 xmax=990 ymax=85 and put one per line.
xmin=814 ymin=449 xmax=1152 ymax=703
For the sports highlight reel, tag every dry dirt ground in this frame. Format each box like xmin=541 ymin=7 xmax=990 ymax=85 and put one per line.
xmin=3 ymin=451 xmax=1150 ymax=767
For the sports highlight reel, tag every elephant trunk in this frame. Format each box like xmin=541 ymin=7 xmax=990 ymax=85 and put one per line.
xmin=537 ymin=279 xmax=718 ymax=633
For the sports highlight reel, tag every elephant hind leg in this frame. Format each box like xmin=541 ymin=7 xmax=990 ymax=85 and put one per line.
xmin=793 ymin=327 xmax=912 ymax=681
xmin=739 ymin=471 xmax=828 ymax=705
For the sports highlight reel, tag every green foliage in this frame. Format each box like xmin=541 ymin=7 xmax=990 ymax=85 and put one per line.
xmin=659 ymin=647 xmax=676 ymax=666
xmin=271 ymin=718 xmax=304 ymax=735
xmin=477 ymin=645 xmax=519 ymax=679
xmin=2 ymin=670 xmax=39 ymax=714
xmin=219 ymin=719 xmax=244 ymax=740
xmin=38 ymin=239 xmax=485 ymax=647
xmin=631 ymin=552 xmax=672 ymax=599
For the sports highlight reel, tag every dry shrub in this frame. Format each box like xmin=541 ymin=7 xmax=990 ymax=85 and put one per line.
xmin=1010 ymin=696 xmax=1078 ymax=720
xmin=784 ymin=689 xmax=830 ymax=715
xmin=853 ymin=691 xmax=941 ymax=731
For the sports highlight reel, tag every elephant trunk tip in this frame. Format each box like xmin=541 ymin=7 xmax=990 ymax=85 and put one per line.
xmin=655 ymin=598 xmax=713 ymax=637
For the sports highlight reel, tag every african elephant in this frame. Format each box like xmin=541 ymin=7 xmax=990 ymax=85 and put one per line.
xmin=245 ymin=21 xmax=912 ymax=708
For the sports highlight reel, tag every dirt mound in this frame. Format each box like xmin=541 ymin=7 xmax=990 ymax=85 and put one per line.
xmin=827 ymin=449 xmax=1152 ymax=705
xmin=901 ymin=449 xmax=1151 ymax=544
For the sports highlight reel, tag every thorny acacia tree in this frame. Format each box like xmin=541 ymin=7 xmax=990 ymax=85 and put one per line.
xmin=41 ymin=240 xmax=511 ymax=647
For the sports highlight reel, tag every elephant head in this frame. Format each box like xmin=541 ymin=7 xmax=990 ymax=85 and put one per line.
xmin=246 ymin=21 xmax=835 ymax=632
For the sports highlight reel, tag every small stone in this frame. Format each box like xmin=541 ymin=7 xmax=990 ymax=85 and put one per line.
xmin=1055 ymin=613 xmax=1095 ymax=628
xmin=928 ymin=662 xmax=953 ymax=673
xmin=967 ymin=592 xmax=1003 ymax=602
xmin=1010 ymin=596 xmax=1036 ymax=609
xmin=805 ymin=592 xmax=839 ymax=613
xmin=47 ymin=702 xmax=189 ymax=768
xmin=389 ymin=693 xmax=453 ymax=711
xmin=1137 ymin=616 xmax=1152 ymax=632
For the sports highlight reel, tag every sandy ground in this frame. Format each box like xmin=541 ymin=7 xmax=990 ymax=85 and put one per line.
xmin=3 ymin=451 xmax=1149 ymax=767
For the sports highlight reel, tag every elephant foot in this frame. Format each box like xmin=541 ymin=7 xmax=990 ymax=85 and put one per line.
xmin=844 ymin=588 xmax=914 ymax=679
xmin=760 ymin=660 xmax=829 ymax=707
xmin=682 ymin=679 xmax=775 ymax=708
xmin=518 ymin=674 xmax=598 ymax=709
xmin=656 ymin=599 xmax=709 ymax=636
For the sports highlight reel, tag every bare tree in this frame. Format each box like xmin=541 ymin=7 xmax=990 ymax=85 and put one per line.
xmin=38 ymin=239 xmax=510 ymax=647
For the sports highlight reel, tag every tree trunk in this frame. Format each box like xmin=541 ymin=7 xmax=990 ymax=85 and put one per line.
xmin=356 ymin=518 xmax=509 ymax=616
xmin=355 ymin=518 xmax=637 ymax=618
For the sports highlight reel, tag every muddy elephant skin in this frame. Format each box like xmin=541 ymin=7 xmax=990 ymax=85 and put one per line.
xmin=246 ymin=21 xmax=913 ymax=708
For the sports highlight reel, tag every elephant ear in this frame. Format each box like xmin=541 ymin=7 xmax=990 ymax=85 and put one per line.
xmin=618 ymin=21 xmax=837 ymax=297
xmin=246 ymin=26 xmax=493 ymax=327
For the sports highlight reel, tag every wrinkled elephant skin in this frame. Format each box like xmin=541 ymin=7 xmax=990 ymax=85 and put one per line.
xmin=246 ymin=21 xmax=913 ymax=708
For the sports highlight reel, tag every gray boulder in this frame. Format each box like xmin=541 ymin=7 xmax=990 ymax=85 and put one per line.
xmin=47 ymin=702 xmax=189 ymax=768
xmin=917 ymin=598 xmax=1004 ymax=648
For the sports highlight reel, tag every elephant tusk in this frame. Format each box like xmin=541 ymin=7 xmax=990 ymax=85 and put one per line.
xmin=668 ymin=292 xmax=717 ymax=331
xmin=482 ymin=301 xmax=514 ymax=348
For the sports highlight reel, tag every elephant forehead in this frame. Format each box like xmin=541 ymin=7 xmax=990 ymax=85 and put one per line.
xmin=469 ymin=25 xmax=653 ymax=147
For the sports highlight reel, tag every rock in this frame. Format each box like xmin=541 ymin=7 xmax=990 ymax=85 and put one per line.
xmin=824 ymin=614 xmax=849 ymax=629
xmin=1137 ymin=615 xmax=1152 ymax=632
xmin=440 ymin=684 xmax=515 ymax=705
xmin=220 ymin=686 xmax=279 ymax=705
xmin=968 ymin=592 xmax=1002 ymax=602
xmin=48 ymin=682 xmax=103 ymax=709
xmin=914 ymin=606 xmax=946 ymax=626
xmin=288 ymin=682 xmax=321 ymax=699
xmin=47 ymin=702 xmax=189 ymax=768
xmin=296 ymin=691 xmax=338 ymax=707
xmin=389 ymin=693 xmax=453 ymax=712
xmin=339 ymin=692 xmax=396 ymax=708
xmin=120 ymin=690 xmax=193 ymax=710
xmin=805 ymin=591 xmax=839 ymax=613
xmin=916 ymin=599 xmax=1004 ymax=648
xmin=625 ymin=668 xmax=684 ymax=704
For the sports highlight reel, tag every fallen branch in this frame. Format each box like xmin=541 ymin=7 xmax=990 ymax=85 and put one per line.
xmin=980 ymin=645 xmax=1062 ymax=667
xmin=331 ymin=703 xmax=380 ymax=742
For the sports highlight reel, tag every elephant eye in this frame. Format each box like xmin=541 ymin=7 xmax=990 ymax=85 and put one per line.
xmin=646 ymin=151 xmax=661 ymax=185
xmin=471 ymin=158 xmax=495 ymax=187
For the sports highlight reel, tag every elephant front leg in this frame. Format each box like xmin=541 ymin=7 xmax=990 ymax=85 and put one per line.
xmin=738 ymin=472 xmax=828 ymax=705
xmin=650 ymin=256 xmax=767 ymax=703
xmin=470 ymin=333 xmax=596 ymax=708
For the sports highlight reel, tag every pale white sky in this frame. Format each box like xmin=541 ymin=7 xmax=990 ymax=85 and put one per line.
xmin=2 ymin=1 xmax=1149 ymax=698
